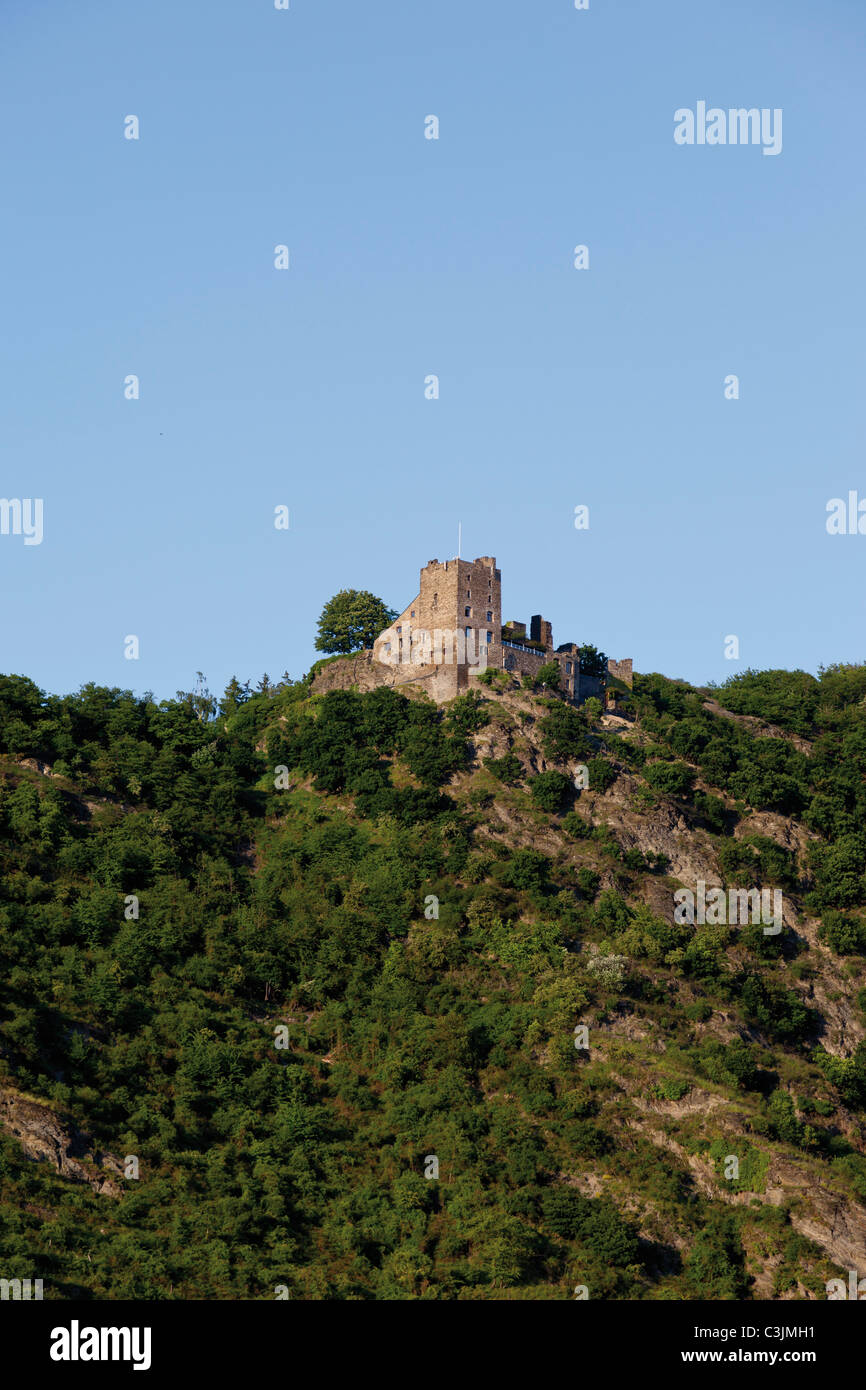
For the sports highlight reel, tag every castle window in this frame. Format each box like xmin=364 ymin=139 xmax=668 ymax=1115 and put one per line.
xmin=432 ymin=593 xmax=438 ymax=608
xmin=566 ymin=661 xmax=572 ymax=674
xmin=411 ymin=610 xmax=415 ymax=618
xmin=464 ymin=607 xmax=471 ymax=617
xmin=486 ymin=610 xmax=492 ymax=621
xmin=486 ymin=631 xmax=492 ymax=644
xmin=396 ymin=626 xmax=402 ymax=633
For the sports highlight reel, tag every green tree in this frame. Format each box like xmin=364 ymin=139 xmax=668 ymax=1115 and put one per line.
xmin=529 ymin=770 xmax=570 ymax=813
xmin=535 ymin=662 xmax=561 ymax=691
xmin=644 ymin=760 xmax=694 ymax=797
xmin=684 ymin=1212 xmax=748 ymax=1299
xmin=578 ymin=644 xmax=607 ymax=680
xmin=220 ymin=676 xmax=251 ymax=718
xmin=819 ymin=909 xmax=866 ymax=955
xmin=315 ymin=590 xmax=398 ymax=655
xmin=484 ymin=752 xmax=524 ymax=784
xmin=502 ymin=848 xmax=550 ymax=892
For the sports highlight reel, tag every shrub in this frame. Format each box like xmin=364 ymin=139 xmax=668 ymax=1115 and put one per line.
xmin=831 ymin=1153 xmax=866 ymax=1202
xmin=694 ymin=791 xmax=729 ymax=833
xmin=447 ymin=692 xmax=490 ymax=734
xmin=813 ymin=1043 xmax=866 ymax=1110
xmin=739 ymin=973 xmax=815 ymax=1043
xmin=576 ymin=867 xmax=600 ymax=898
xmin=587 ymin=954 xmax=628 ymax=989
xmin=806 ymin=835 xmax=866 ymax=910
xmin=501 ymin=849 xmax=551 ymax=893
xmin=683 ymin=1212 xmax=748 ymax=1299
xmin=475 ymin=668 xmax=509 ymax=687
xmin=593 ymin=890 xmax=631 ymax=932
xmin=588 ymin=758 xmax=616 ymax=792
xmin=529 ymin=771 xmax=571 ymax=813
xmin=562 ymin=1120 xmax=613 ymax=1156
xmin=685 ymin=1001 xmax=712 ymax=1022
xmin=538 ymin=705 xmax=591 ymax=761
xmin=693 ymin=1038 xmax=759 ymax=1090
xmin=651 ymin=1079 xmax=690 ymax=1101
xmin=484 ymin=752 xmax=524 ymax=785
xmin=535 ymin=662 xmax=562 ymax=691
xmin=540 ymin=1190 xmax=639 ymax=1266
xmin=819 ymin=910 xmax=866 ymax=956
xmin=562 ymin=811 xmax=591 ymax=839
xmin=644 ymin=761 xmax=694 ymax=797
xmin=622 ymin=848 xmax=647 ymax=871
xmin=767 ymin=1090 xmax=804 ymax=1145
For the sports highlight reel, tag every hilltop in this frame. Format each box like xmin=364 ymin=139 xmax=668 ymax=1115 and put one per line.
xmin=1 ymin=662 xmax=866 ymax=1299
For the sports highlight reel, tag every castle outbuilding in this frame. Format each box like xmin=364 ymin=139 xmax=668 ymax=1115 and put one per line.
xmin=311 ymin=555 xmax=632 ymax=707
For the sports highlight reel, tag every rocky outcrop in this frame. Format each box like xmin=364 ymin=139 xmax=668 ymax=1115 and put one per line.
xmin=628 ymin=1114 xmax=866 ymax=1278
xmin=0 ymin=1087 xmax=123 ymax=1197
xmin=310 ymin=650 xmax=455 ymax=701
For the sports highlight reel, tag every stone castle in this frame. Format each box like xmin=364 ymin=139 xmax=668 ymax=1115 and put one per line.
xmin=314 ymin=555 xmax=632 ymax=707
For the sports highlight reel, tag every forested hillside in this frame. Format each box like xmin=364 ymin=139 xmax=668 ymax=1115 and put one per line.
xmin=2 ymin=662 xmax=866 ymax=1299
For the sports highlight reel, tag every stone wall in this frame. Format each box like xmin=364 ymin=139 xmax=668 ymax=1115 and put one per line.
xmin=607 ymin=657 xmax=634 ymax=688
xmin=501 ymin=643 xmax=548 ymax=681
xmin=554 ymin=645 xmax=578 ymax=699
xmin=577 ymin=672 xmax=605 ymax=705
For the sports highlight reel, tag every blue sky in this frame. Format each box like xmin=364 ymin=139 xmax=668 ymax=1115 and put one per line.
xmin=2 ymin=0 xmax=864 ymax=702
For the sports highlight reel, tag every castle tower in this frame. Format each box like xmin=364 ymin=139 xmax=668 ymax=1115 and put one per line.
xmin=373 ymin=556 xmax=502 ymax=691
xmin=530 ymin=614 xmax=553 ymax=651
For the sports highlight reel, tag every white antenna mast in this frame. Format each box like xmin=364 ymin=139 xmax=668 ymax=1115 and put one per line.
xmin=458 ymin=521 xmax=462 ymax=559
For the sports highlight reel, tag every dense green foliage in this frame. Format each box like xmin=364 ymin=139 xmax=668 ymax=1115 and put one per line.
xmin=576 ymin=646 xmax=608 ymax=681
xmin=0 ymin=661 xmax=864 ymax=1301
xmin=634 ymin=666 xmax=866 ymax=914
xmin=529 ymin=771 xmax=571 ymax=813
xmin=314 ymin=590 xmax=397 ymax=655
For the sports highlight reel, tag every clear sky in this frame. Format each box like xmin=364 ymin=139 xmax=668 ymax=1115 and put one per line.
xmin=2 ymin=0 xmax=864 ymax=702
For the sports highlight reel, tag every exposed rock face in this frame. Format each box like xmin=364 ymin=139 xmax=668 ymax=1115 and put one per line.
xmin=590 ymin=769 xmax=722 ymax=893
xmin=0 ymin=1087 xmax=123 ymax=1197
xmin=310 ymin=650 xmax=459 ymax=703
xmin=762 ymin=1157 xmax=866 ymax=1276
xmin=734 ymin=809 xmax=819 ymax=857
xmin=630 ymin=1112 xmax=866 ymax=1278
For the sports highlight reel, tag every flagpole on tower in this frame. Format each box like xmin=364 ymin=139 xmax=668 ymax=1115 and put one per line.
xmin=458 ymin=522 xmax=462 ymax=559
